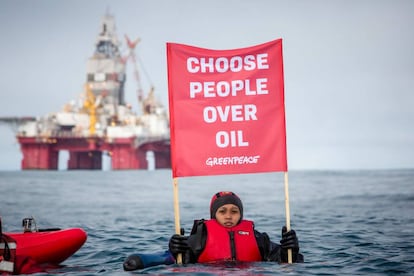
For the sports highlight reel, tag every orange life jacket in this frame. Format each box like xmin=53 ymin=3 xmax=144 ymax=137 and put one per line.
xmin=197 ymin=219 xmax=262 ymax=263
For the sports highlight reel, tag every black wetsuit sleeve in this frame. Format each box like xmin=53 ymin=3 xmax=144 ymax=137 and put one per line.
xmin=184 ymin=220 xmax=207 ymax=263
xmin=254 ymin=230 xmax=304 ymax=263
xmin=254 ymin=230 xmax=280 ymax=262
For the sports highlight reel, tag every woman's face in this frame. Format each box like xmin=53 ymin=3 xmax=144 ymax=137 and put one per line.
xmin=215 ymin=204 xmax=241 ymax=228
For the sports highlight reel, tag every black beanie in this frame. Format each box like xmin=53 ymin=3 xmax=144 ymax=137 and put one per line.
xmin=210 ymin=191 xmax=243 ymax=220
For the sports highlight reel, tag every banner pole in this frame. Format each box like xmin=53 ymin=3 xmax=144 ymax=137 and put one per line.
xmin=284 ymin=172 xmax=292 ymax=263
xmin=173 ymin=177 xmax=182 ymax=264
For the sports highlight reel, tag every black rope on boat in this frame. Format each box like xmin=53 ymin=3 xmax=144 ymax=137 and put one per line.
xmin=0 ymin=218 xmax=11 ymax=261
xmin=38 ymin=228 xmax=61 ymax=232
xmin=1 ymin=238 xmax=11 ymax=261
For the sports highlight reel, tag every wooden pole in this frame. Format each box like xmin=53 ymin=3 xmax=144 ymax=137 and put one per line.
xmin=284 ymin=172 xmax=292 ymax=263
xmin=172 ymin=177 xmax=182 ymax=264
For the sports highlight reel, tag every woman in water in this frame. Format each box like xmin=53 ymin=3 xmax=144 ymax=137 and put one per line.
xmin=169 ymin=191 xmax=304 ymax=263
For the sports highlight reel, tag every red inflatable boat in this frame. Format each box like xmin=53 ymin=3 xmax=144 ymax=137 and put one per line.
xmin=1 ymin=218 xmax=87 ymax=274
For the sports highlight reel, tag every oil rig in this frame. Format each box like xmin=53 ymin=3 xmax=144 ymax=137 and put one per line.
xmin=1 ymin=13 xmax=170 ymax=170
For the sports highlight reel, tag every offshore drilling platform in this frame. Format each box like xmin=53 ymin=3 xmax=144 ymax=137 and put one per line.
xmin=1 ymin=13 xmax=170 ymax=170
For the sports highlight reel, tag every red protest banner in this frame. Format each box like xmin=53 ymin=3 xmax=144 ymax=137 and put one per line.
xmin=167 ymin=39 xmax=287 ymax=177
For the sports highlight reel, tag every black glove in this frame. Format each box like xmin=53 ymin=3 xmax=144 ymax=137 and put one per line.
xmin=168 ymin=234 xmax=189 ymax=257
xmin=280 ymin=226 xmax=300 ymax=259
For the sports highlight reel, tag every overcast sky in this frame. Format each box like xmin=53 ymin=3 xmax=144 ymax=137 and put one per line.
xmin=0 ymin=0 xmax=413 ymax=171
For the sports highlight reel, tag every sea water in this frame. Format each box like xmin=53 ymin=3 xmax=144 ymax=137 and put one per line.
xmin=1 ymin=169 xmax=413 ymax=275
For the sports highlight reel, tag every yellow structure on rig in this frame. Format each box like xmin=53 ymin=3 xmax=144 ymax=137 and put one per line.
xmin=83 ymin=84 xmax=97 ymax=135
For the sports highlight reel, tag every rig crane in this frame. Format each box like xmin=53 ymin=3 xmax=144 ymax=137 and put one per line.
xmin=125 ymin=35 xmax=144 ymax=108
